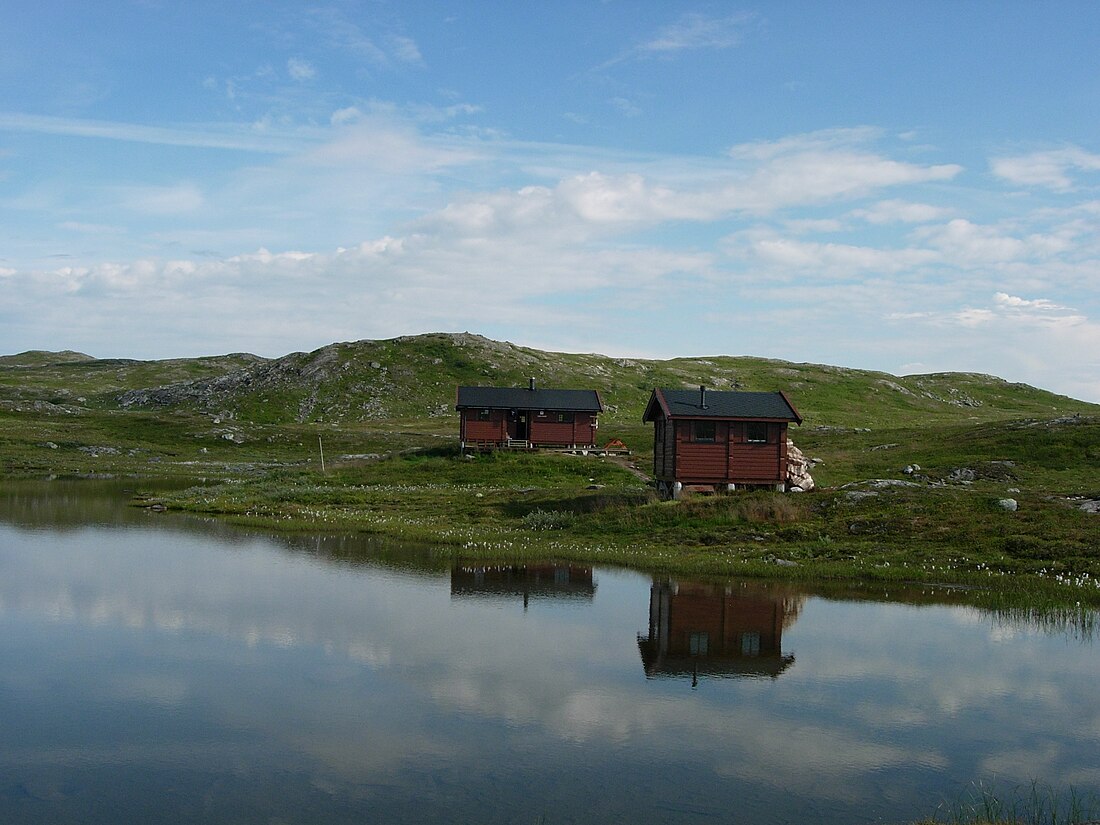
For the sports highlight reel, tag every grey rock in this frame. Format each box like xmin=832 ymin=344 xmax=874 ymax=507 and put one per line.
xmin=79 ymin=445 xmax=119 ymax=456
xmin=843 ymin=479 xmax=920 ymax=490
xmin=997 ymin=498 xmax=1018 ymax=512
xmin=841 ymin=490 xmax=880 ymax=503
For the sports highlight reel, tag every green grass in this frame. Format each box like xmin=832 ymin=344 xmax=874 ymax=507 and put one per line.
xmin=150 ymin=440 xmax=1100 ymax=605
xmin=916 ymin=779 xmax=1097 ymax=825
xmin=3 ymin=335 xmax=1099 ymax=605
xmin=12 ymin=333 xmax=1093 ymax=429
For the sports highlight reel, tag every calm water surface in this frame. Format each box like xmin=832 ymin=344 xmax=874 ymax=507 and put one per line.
xmin=1 ymin=480 xmax=1097 ymax=824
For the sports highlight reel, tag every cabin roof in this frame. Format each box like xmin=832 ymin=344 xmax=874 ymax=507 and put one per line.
xmin=643 ymin=388 xmax=802 ymax=424
xmin=456 ymin=385 xmax=604 ymax=413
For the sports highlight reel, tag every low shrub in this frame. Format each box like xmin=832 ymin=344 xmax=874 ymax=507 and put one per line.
xmin=521 ymin=508 xmax=576 ymax=530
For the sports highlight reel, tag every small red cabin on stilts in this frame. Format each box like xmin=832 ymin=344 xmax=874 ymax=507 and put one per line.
xmin=643 ymin=386 xmax=802 ymax=498
xmin=456 ymin=380 xmax=603 ymax=450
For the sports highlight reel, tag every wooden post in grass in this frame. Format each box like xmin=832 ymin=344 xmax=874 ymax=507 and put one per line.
xmin=318 ymin=436 xmax=326 ymax=473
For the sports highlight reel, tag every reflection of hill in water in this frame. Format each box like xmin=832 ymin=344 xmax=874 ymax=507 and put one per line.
xmin=0 ymin=478 xmax=197 ymax=530
xmin=5 ymin=481 xmax=1095 ymax=642
xmin=0 ymin=479 xmax=452 ymax=578
xmin=639 ymin=580 xmax=805 ymax=680
xmin=450 ymin=564 xmax=595 ymax=605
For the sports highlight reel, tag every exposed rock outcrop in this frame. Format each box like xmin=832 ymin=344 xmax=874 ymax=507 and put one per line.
xmin=786 ymin=440 xmax=815 ymax=492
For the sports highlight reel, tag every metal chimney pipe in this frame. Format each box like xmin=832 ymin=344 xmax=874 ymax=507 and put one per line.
xmin=699 ymin=384 xmax=707 ymax=409
xmin=529 ymin=377 xmax=536 ymax=391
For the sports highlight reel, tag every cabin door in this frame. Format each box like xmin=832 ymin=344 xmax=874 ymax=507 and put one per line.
xmin=515 ymin=413 xmax=529 ymax=440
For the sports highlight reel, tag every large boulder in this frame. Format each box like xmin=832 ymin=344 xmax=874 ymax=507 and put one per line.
xmin=786 ymin=440 xmax=815 ymax=492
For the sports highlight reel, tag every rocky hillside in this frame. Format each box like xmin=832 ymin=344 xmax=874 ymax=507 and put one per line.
xmin=0 ymin=351 xmax=267 ymax=411
xmin=102 ymin=332 xmax=1098 ymax=429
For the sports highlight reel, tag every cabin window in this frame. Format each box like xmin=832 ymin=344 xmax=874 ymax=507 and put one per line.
xmin=693 ymin=421 xmax=716 ymax=443
xmin=689 ymin=632 xmax=709 ymax=656
xmin=741 ymin=632 xmax=761 ymax=656
xmin=746 ymin=422 xmax=768 ymax=443
xmin=556 ymin=412 xmax=575 ymax=424
xmin=477 ymin=409 xmax=491 ymax=421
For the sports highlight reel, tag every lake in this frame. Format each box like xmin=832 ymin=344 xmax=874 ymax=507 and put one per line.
xmin=1 ymin=480 xmax=1097 ymax=824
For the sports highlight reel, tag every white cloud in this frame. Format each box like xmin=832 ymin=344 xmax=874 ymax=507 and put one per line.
xmin=118 ymin=183 xmax=204 ymax=215
xmin=735 ymin=235 xmax=938 ymax=275
xmin=879 ymin=293 xmax=1100 ymax=398
xmin=733 ymin=150 xmax=960 ymax=213
xmin=851 ymin=199 xmax=955 ymax=224
xmin=414 ymin=135 xmax=963 ymax=238
xmin=954 ymin=307 xmax=997 ymax=327
xmin=783 ymin=218 xmax=847 ymax=234
xmin=599 ymin=12 xmax=755 ymax=68
xmin=991 ymin=146 xmax=1100 ymax=191
xmin=727 ymin=127 xmax=884 ymax=161
xmin=387 ymin=34 xmax=423 ymax=65
xmin=58 ymin=221 xmax=125 ymax=234
xmin=3 ymin=106 xmax=1098 ymax=402
xmin=993 ymin=292 xmax=1065 ymax=311
xmin=305 ymin=7 xmax=423 ymax=68
xmin=916 ymin=219 xmax=1030 ymax=264
xmin=287 ymin=58 xmax=316 ymax=82
xmin=330 ymin=106 xmax=362 ymax=126
xmin=609 ymin=97 xmax=642 ymax=118
xmin=0 ymin=112 xmax=306 ymax=153
xmin=638 ymin=12 xmax=756 ymax=55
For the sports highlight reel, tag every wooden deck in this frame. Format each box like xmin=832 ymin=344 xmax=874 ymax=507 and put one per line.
xmin=461 ymin=440 xmax=630 ymax=456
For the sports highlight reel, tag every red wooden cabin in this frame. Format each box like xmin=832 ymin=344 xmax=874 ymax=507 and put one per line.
xmin=638 ymin=579 xmax=797 ymax=679
xmin=456 ymin=380 xmax=604 ymax=450
xmin=643 ymin=386 xmax=802 ymax=497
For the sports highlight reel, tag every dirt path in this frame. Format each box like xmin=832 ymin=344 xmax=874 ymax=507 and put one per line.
xmin=605 ymin=453 xmax=651 ymax=482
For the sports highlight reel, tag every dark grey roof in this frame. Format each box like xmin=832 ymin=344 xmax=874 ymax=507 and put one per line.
xmin=646 ymin=388 xmax=801 ymax=423
xmin=456 ymin=385 xmax=603 ymax=413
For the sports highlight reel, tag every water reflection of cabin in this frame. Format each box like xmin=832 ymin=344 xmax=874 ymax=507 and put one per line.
xmin=451 ymin=564 xmax=595 ymax=608
xmin=643 ymin=387 xmax=802 ymax=498
xmin=456 ymin=381 xmax=603 ymax=450
xmin=638 ymin=580 xmax=796 ymax=679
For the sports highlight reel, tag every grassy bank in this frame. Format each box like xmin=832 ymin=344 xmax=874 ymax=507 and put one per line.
xmin=3 ymin=337 xmax=1098 ymax=604
xmin=152 ymin=430 xmax=1100 ymax=605
xmin=914 ymin=778 xmax=1097 ymax=825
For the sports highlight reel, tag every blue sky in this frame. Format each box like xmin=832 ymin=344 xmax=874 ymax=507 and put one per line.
xmin=2 ymin=2 xmax=1099 ymax=401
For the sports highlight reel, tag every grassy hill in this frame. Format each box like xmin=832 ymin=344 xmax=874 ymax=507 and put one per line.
xmin=105 ymin=331 xmax=1094 ymax=429
xmin=0 ymin=350 xmax=268 ymax=408
xmin=2 ymin=332 xmax=1097 ymax=479
xmin=2 ymin=333 xmax=1099 ymax=601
